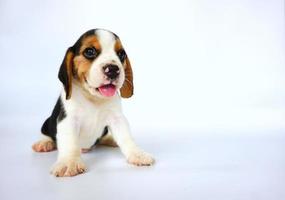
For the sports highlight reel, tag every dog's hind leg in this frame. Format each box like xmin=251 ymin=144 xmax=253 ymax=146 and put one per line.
xmin=32 ymin=118 xmax=57 ymax=152
xmin=98 ymin=133 xmax=118 ymax=147
xmin=32 ymin=97 xmax=63 ymax=153
xmin=32 ymin=135 xmax=56 ymax=152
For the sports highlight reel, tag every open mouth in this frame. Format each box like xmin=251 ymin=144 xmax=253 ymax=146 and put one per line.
xmin=84 ymin=76 xmax=117 ymax=97
xmin=96 ymin=84 xmax=117 ymax=97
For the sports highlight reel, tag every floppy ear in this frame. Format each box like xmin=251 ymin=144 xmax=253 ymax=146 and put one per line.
xmin=120 ymin=57 xmax=134 ymax=98
xmin=58 ymin=47 xmax=74 ymax=100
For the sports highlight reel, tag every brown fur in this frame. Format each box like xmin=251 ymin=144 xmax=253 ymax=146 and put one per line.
xmin=114 ymin=39 xmax=123 ymax=52
xmin=73 ymin=56 xmax=92 ymax=83
xmin=81 ymin=35 xmax=101 ymax=51
xmin=114 ymin=39 xmax=134 ymax=98
xmin=65 ymin=51 xmax=74 ymax=99
xmin=120 ymin=57 xmax=134 ymax=98
xmin=64 ymin=34 xmax=134 ymax=99
xmin=59 ymin=48 xmax=75 ymax=100
xmin=73 ymin=35 xmax=102 ymax=84
xmin=98 ymin=134 xmax=118 ymax=147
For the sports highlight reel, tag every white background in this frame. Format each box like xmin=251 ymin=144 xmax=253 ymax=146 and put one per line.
xmin=0 ymin=0 xmax=284 ymax=199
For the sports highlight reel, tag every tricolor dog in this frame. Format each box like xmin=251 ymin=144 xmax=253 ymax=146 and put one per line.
xmin=32 ymin=29 xmax=155 ymax=177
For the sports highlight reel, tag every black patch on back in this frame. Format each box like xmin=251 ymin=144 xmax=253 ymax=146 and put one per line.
xmin=41 ymin=97 xmax=66 ymax=142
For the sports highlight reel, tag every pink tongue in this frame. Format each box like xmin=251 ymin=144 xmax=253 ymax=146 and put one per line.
xmin=98 ymin=84 xmax=116 ymax=97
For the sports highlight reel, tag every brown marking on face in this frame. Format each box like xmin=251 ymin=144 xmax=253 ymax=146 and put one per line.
xmin=114 ymin=39 xmax=123 ymax=52
xmin=73 ymin=35 xmax=102 ymax=83
xmin=114 ymin=39 xmax=127 ymax=67
xmin=73 ymin=56 xmax=92 ymax=83
xmin=80 ymin=35 xmax=101 ymax=52
xmin=114 ymin=39 xmax=134 ymax=98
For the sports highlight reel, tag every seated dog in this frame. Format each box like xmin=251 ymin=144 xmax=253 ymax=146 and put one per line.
xmin=32 ymin=29 xmax=155 ymax=177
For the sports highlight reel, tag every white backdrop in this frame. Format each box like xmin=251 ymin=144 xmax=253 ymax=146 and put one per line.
xmin=0 ymin=1 xmax=285 ymax=200
xmin=0 ymin=0 xmax=284 ymax=135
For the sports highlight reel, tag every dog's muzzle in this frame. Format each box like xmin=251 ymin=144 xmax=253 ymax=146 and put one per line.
xmin=103 ymin=64 xmax=120 ymax=80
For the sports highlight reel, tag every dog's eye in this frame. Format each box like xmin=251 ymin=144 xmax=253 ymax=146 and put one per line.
xmin=83 ymin=47 xmax=98 ymax=59
xmin=117 ymin=49 xmax=126 ymax=62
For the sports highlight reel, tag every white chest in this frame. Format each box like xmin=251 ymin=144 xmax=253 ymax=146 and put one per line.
xmin=61 ymin=87 xmax=122 ymax=148
xmin=74 ymin=103 xmax=106 ymax=148
xmin=78 ymin=109 xmax=106 ymax=148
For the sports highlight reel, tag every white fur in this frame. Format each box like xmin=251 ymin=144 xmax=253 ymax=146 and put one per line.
xmin=83 ymin=30 xmax=125 ymax=98
xmin=47 ymin=30 xmax=154 ymax=177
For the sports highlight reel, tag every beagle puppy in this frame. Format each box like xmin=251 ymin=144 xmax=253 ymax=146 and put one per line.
xmin=32 ymin=29 xmax=155 ymax=177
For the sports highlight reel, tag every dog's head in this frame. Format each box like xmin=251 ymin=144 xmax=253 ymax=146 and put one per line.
xmin=58 ymin=29 xmax=133 ymax=100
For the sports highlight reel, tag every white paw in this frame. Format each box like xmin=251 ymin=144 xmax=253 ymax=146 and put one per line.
xmin=127 ymin=150 xmax=155 ymax=166
xmin=50 ymin=158 xmax=87 ymax=177
xmin=32 ymin=139 xmax=56 ymax=152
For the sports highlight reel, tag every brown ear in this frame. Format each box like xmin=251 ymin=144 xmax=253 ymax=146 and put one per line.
xmin=120 ymin=57 xmax=134 ymax=98
xmin=58 ymin=47 xmax=74 ymax=100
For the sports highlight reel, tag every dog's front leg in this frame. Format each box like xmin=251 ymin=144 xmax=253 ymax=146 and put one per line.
xmin=108 ymin=114 xmax=155 ymax=166
xmin=50 ymin=118 xmax=86 ymax=177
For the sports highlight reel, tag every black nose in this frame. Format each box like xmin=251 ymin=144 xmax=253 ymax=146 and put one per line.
xmin=103 ymin=64 xmax=120 ymax=80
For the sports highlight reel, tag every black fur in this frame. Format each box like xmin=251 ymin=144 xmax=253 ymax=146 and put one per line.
xmin=94 ymin=126 xmax=109 ymax=145
xmin=72 ymin=29 xmax=118 ymax=56
xmin=41 ymin=97 xmax=66 ymax=141
xmin=41 ymin=96 xmax=109 ymax=144
xmin=41 ymin=29 xmax=115 ymax=144
xmin=72 ymin=29 xmax=97 ymax=55
xmin=58 ymin=47 xmax=73 ymax=99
